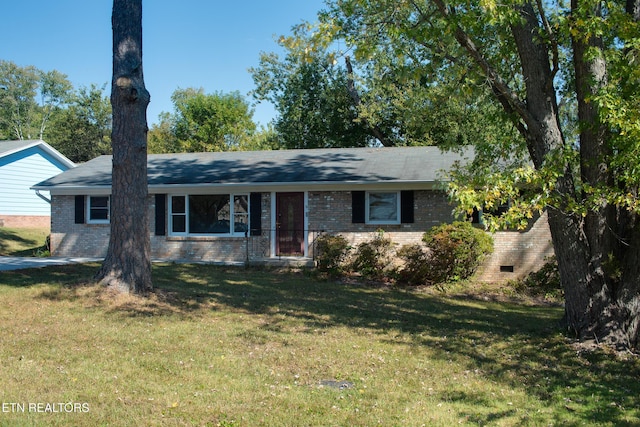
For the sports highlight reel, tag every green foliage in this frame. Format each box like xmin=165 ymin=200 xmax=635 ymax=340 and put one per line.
xmin=314 ymin=234 xmax=351 ymax=274
xmin=46 ymin=84 xmax=112 ymax=162
xmin=169 ymin=88 xmax=257 ymax=152
xmin=510 ymin=257 xmax=563 ymax=301
xmin=396 ymin=243 xmax=431 ymax=286
xmin=279 ymin=2 xmax=524 ymax=149
xmin=147 ymin=111 xmax=179 ymax=154
xmin=0 ymin=60 xmax=72 ymax=141
xmin=422 ymin=221 xmax=494 ymax=284
xmin=350 ymin=230 xmax=395 ymax=279
xmin=0 ymin=60 xmax=111 ymax=162
xmin=250 ymin=45 xmax=373 ymax=148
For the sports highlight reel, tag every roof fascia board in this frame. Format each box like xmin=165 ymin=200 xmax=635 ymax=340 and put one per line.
xmin=39 ymin=181 xmax=447 ymax=196
xmin=37 ymin=140 xmax=76 ymax=168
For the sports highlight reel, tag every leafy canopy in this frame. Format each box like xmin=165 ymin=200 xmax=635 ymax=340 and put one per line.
xmin=297 ymin=0 xmax=640 ymax=229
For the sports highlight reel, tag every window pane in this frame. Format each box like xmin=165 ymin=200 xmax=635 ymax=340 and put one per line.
xmin=172 ymin=215 xmax=186 ymax=233
xmin=233 ymin=195 xmax=249 ymax=233
xmin=172 ymin=196 xmax=185 ymax=213
xmin=189 ymin=195 xmax=230 ymax=234
xmin=368 ymin=192 xmax=398 ymax=221
xmin=92 ymin=197 xmax=108 ymax=208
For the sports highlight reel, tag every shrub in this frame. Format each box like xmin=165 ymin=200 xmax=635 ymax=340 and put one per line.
xmin=511 ymin=257 xmax=563 ymax=300
xmin=315 ymin=234 xmax=350 ymax=274
xmin=422 ymin=221 xmax=493 ymax=283
xmin=351 ymin=231 xmax=395 ymax=280
xmin=396 ymin=244 xmax=430 ymax=286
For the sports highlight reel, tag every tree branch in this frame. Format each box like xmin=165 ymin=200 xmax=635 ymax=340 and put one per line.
xmin=536 ymin=0 xmax=559 ymax=81
xmin=426 ymin=0 xmax=534 ymax=131
xmin=344 ymin=56 xmax=394 ymax=147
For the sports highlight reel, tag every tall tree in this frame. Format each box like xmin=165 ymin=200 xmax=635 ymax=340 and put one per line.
xmin=38 ymin=69 xmax=73 ymax=139
xmin=313 ymin=0 xmax=640 ymax=348
xmin=251 ymin=50 xmax=374 ymax=148
xmin=169 ymin=88 xmax=256 ymax=152
xmin=254 ymin=23 xmax=518 ymax=149
xmin=47 ymin=84 xmax=112 ymax=162
xmin=0 ymin=60 xmax=72 ymax=140
xmin=95 ymin=0 xmax=152 ymax=294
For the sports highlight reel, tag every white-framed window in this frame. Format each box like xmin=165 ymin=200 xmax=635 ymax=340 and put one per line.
xmin=366 ymin=191 xmax=400 ymax=224
xmin=87 ymin=196 xmax=110 ymax=224
xmin=169 ymin=194 xmax=249 ymax=236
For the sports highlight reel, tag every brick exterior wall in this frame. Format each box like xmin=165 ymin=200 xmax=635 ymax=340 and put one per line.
xmin=50 ymin=190 xmax=554 ymax=282
xmin=50 ymin=195 xmax=111 ymax=256
xmin=0 ymin=215 xmax=50 ymax=228
xmin=475 ymin=211 xmax=555 ymax=283
xmin=307 ymin=190 xmax=454 ymax=250
xmin=51 ymin=194 xmax=273 ymax=261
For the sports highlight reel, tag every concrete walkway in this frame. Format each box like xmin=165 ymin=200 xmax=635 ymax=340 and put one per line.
xmin=0 ymin=257 xmax=101 ymax=271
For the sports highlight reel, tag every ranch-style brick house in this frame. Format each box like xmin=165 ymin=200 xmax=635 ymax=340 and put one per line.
xmin=32 ymin=146 xmax=554 ymax=282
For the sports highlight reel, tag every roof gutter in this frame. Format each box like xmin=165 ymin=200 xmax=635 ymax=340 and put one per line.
xmin=34 ymin=180 xmax=449 ymax=196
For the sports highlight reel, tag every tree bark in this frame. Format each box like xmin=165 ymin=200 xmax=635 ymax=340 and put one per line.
xmin=613 ymin=0 xmax=640 ymax=349
xmin=433 ymin=0 xmax=640 ymax=348
xmin=95 ymin=0 xmax=152 ymax=294
xmin=508 ymin=1 xmax=606 ymax=336
xmin=344 ymin=56 xmax=394 ymax=147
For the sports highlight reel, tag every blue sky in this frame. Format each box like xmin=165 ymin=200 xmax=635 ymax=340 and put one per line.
xmin=4 ymin=0 xmax=326 ymax=127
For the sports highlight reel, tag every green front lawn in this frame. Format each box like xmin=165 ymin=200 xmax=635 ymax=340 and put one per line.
xmin=0 ymin=263 xmax=637 ymax=426
xmin=0 ymin=227 xmax=50 ymax=256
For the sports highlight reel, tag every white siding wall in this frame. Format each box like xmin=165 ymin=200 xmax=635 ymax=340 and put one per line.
xmin=0 ymin=147 xmax=66 ymax=216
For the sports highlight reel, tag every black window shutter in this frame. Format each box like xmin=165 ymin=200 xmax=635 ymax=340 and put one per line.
xmin=352 ymin=191 xmax=366 ymax=223
xmin=74 ymin=195 xmax=85 ymax=224
xmin=400 ymin=190 xmax=414 ymax=223
xmin=155 ymin=194 xmax=166 ymax=236
xmin=250 ymin=192 xmax=262 ymax=236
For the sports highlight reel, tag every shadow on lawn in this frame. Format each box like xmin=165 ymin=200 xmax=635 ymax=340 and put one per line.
xmin=0 ymin=229 xmax=39 ymax=255
xmin=2 ymin=262 xmax=639 ymax=425
xmin=151 ymin=264 xmax=640 ymax=426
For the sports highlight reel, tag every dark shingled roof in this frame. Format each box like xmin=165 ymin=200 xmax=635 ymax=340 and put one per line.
xmin=0 ymin=140 xmax=41 ymax=156
xmin=33 ymin=146 xmax=473 ymax=192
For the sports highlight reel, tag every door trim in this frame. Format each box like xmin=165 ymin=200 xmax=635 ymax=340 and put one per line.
xmin=270 ymin=191 xmax=308 ymax=257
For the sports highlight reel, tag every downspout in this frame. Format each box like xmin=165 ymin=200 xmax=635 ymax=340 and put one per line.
xmin=35 ymin=190 xmax=51 ymax=204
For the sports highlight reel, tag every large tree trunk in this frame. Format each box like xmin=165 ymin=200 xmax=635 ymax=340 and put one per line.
xmin=436 ymin=0 xmax=640 ymax=348
xmin=514 ymin=0 xmax=640 ymax=348
xmin=95 ymin=0 xmax=152 ymax=294
xmin=508 ymin=1 xmax=608 ymax=337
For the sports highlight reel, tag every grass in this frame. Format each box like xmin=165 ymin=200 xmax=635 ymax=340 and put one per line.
xmin=0 ymin=227 xmax=50 ymax=256
xmin=0 ymin=263 xmax=638 ymax=426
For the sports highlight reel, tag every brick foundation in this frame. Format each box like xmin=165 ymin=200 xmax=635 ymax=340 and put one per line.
xmin=0 ymin=215 xmax=51 ymax=229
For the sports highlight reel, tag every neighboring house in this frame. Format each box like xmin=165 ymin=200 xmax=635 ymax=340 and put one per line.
xmin=0 ymin=140 xmax=75 ymax=228
xmin=33 ymin=146 xmax=554 ymax=282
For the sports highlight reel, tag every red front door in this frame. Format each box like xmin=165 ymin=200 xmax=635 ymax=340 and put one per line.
xmin=276 ymin=192 xmax=305 ymax=256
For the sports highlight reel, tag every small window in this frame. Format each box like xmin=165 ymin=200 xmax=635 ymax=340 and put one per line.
xmin=366 ymin=191 xmax=400 ymax=224
xmin=171 ymin=196 xmax=186 ymax=234
xmin=88 ymin=196 xmax=109 ymax=224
